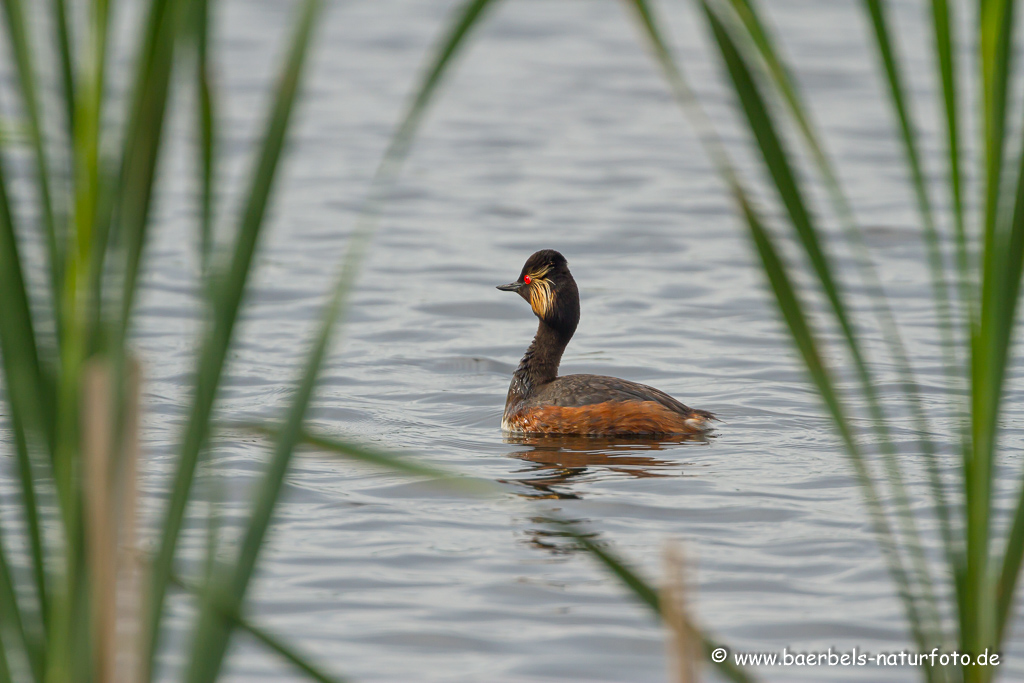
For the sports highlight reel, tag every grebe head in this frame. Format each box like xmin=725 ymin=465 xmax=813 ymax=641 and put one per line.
xmin=497 ymin=249 xmax=580 ymax=338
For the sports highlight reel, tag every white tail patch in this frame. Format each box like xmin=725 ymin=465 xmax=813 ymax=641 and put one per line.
xmin=684 ymin=415 xmax=713 ymax=432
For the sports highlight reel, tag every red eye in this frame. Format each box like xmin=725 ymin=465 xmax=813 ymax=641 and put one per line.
xmin=523 ymin=275 xmax=532 ymax=284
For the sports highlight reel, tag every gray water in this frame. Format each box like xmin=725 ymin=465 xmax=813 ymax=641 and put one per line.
xmin=98 ymin=0 xmax=1024 ymax=680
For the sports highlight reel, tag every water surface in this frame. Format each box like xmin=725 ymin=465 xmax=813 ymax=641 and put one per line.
xmin=126 ymin=0 xmax=1024 ymax=680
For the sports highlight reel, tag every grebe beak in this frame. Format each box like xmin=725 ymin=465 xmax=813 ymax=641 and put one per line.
xmin=497 ymin=281 xmax=524 ymax=292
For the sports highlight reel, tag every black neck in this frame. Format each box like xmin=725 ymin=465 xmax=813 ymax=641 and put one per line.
xmin=507 ymin=320 xmax=573 ymax=403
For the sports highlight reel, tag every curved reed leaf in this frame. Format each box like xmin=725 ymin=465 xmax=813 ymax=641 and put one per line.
xmin=625 ymin=0 xmax=937 ymax=663
xmin=860 ymin=0 xmax=960 ymax=394
xmin=0 ymin=117 xmax=54 ymax=461
xmin=0 ymin=0 xmax=62 ymax=320
xmin=0 ymin=530 xmax=38 ymax=682
xmin=0 ymin=637 xmax=10 ymax=683
xmin=544 ymin=517 xmax=756 ymax=683
xmin=716 ymin=0 xmax=963 ymax=633
xmin=56 ymin=0 xmax=113 ymax=585
xmin=740 ymin=192 xmax=940 ymax=666
xmin=242 ymin=423 xmax=496 ymax=493
xmin=49 ymin=0 xmax=75 ymax=139
xmin=170 ymin=574 xmax=350 ymax=683
xmin=979 ymin=0 xmax=1014 ymax=257
xmin=183 ymin=2 xmax=505 ymax=677
xmin=660 ymin=0 xmax=1024 ymax=678
xmin=967 ymin=2 xmax=1018 ymax=670
xmin=857 ymin=29 xmax=973 ymax=618
xmin=187 ymin=196 xmax=345 ymax=683
xmin=5 ymin=410 xmax=47 ymax=641
xmin=296 ymin=430 xmax=463 ymax=481
xmin=702 ymin=1 xmax=947 ymax=659
xmin=706 ymin=2 xmax=839 ymax=326
xmin=191 ymin=0 xmax=216 ymax=277
xmin=115 ymin=0 xmax=189 ymax=338
xmin=999 ymin=480 xmax=1024 ymax=645
xmin=141 ymin=0 xmax=320 ymax=676
xmin=929 ymin=0 xmax=969 ymax=311
xmin=238 ymin=620 xmax=350 ymax=683
xmin=66 ymin=0 xmax=110 ymax=316
xmin=989 ymin=65 xmax=1024 ymax=648
xmin=0 ymin=144 xmax=52 ymax=634
xmin=368 ymin=0 xmax=500 ymax=193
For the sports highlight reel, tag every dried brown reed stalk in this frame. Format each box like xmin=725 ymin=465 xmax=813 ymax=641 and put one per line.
xmin=662 ymin=541 xmax=699 ymax=683
xmin=84 ymin=358 xmax=142 ymax=683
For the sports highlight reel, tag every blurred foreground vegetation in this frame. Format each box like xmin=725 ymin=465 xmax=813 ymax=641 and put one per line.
xmin=3 ymin=0 xmax=1024 ymax=682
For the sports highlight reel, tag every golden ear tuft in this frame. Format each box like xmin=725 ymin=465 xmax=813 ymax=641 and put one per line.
xmin=529 ymin=278 xmax=554 ymax=317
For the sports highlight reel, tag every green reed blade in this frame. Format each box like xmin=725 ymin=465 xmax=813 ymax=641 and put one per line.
xmin=702 ymin=1 xmax=947 ymax=657
xmin=979 ymin=0 xmax=1014 ymax=267
xmin=969 ymin=0 xmax=1017 ymax=668
xmin=45 ymin=1 xmax=113 ymax=674
xmin=930 ymin=0 xmax=969 ymax=312
xmin=740 ymin=194 xmax=940 ymax=662
xmin=185 ymin=231 xmax=343 ymax=683
xmin=355 ymin=0 xmax=500 ymax=223
xmin=49 ymin=0 xmax=75 ymax=140
xmin=182 ymin=2 xmax=502 ymax=679
xmin=724 ymin=0 xmax=962 ymax=638
xmin=185 ymin=176 xmax=357 ymax=683
xmin=169 ymin=573 xmax=350 ymax=683
xmin=66 ymin=0 xmax=110 ymax=320
xmin=556 ymin=520 xmax=659 ymax=611
xmin=712 ymin=1 xmax=958 ymax=598
xmin=238 ymin=622 xmax=350 ymax=683
xmin=721 ymin=0 xmax=829 ymax=177
xmin=545 ymin=517 xmax=756 ymax=683
xmin=191 ymin=0 xmax=216 ymax=277
xmin=0 ymin=632 xmax=10 ymax=683
xmin=861 ymin=0 xmax=960 ymax=388
xmin=704 ymin=2 xmax=838 ymax=327
xmin=172 ymin=2 xmax=324 ymax=680
xmin=975 ymin=2 xmax=1020 ymax=436
xmin=0 ymin=142 xmax=52 ymax=632
xmin=0 ymin=119 xmax=24 ymax=145
xmin=243 ymin=423 xmax=492 ymax=489
xmin=298 ymin=431 xmax=464 ymax=480
xmin=0 ymin=150 xmax=53 ymax=458
xmin=0 ymin=525 xmax=39 ymax=683
xmin=625 ymin=0 xmax=936 ymax=660
xmin=0 ymin=0 xmax=63 ymax=325
xmin=381 ymin=0 xmax=498 ymax=166
xmin=6 ymin=413 xmax=48 ymax=639
xmin=140 ymin=0 xmax=320 ymax=677
xmin=116 ymin=0 xmax=190 ymax=339
xmin=998 ymin=486 xmax=1024 ymax=645
xmin=58 ymin=0 xmax=111 ymax=542
xmin=989 ymin=85 xmax=1024 ymax=648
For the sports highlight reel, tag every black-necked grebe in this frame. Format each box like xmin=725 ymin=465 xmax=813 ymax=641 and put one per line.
xmin=497 ymin=249 xmax=715 ymax=436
